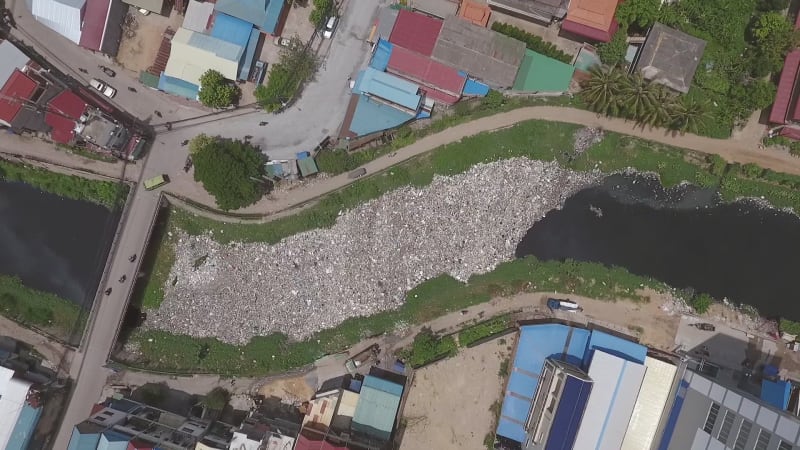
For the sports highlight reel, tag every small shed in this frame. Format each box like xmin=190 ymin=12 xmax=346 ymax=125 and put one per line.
xmin=296 ymin=152 xmax=318 ymax=177
xmin=513 ymin=50 xmax=575 ymax=93
xmin=351 ymin=375 xmax=404 ymax=441
xmin=761 ymin=379 xmax=792 ymax=410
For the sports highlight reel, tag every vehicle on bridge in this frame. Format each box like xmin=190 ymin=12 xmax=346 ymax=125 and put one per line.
xmin=143 ymin=174 xmax=169 ymax=190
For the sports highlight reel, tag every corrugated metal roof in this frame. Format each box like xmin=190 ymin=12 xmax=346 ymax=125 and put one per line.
xmin=349 ymin=94 xmax=414 ymax=136
xmin=769 ymin=50 xmax=800 ymax=124
xmin=565 ymin=0 xmax=619 ymax=36
xmin=513 ymin=49 xmax=575 ymax=92
xmin=370 ymin=38 xmax=393 ymax=71
xmin=67 ymin=422 xmax=103 ymax=450
xmin=97 ymin=430 xmax=130 ymax=450
xmin=375 ymin=8 xmax=399 ymax=41
xmin=546 ymin=375 xmax=593 ymax=450
xmin=297 ymin=157 xmax=318 ymax=177
xmin=0 ymin=367 xmax=33 ymax=450
xmin=30 ymin=0 xmax=85 ymax=44
xmin=45 ymin=89 xmax=86 ymax=144
xmin=561 ymin=16 xmax=617 ymax=42
xmin=462 ymin=78 xmax=490 ymax=96
xmin=621 ymin=357 xmax=677 ymax=450
xmin=574 ymin=350 xmax=646 ymax=450
xmin=387 ymin=44 xmax=466 ymax=99
xmin=263 ymin=0 xmax=284 ymax=34
xmin=0 ymin=42 xmax=30 ymax=89
xmin=389 ymin=9 xmax=443 ymax=57
xmin=362 ymin=375 xmax=404 ymax=396
xmin=5 ymin=404 xmax=42 ymax=450
xmin=457 ymin=0 xmax=491 ymax=27
xmin=165 ymin=28 xmax=242 ymax=85
xmin=761 ymin=379 xmax=792 ymax=410
xmin=352 ymin=68 xmax=421 ymax=112
xmin=583 ymin=330 xmax=647 ymax=367
xmin=239 ymin=28 xmax=261 ymax=81
xmin=183 ymin=0 xmax=214 ymax=32
xmin=211 ymin=12 xmax=254 ymax=47
xmin=212 ymin=0 xmax=284 ymax=34
xmin=351 ymin=382 xmax=402 ymax=441
xmin=79 ymin=0 xmax=111 ymax=51
xmin=0 ymin=70 xmax=38 ymax=126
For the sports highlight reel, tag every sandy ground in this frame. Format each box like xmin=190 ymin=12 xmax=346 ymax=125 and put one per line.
xmin=115 ymin=9 xmax=184 ymax=74
xmin=257 ymin=374 xmax=315 ymax=403
xmin=401 ymin=336 xmax=513 ymax=450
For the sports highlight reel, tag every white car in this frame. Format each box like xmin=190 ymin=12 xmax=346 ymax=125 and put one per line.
xmin=273 ymin=36 xmax=291 ymax=47
xmin=89 ymin=78 xmax=117 ymax=98
xmin=323 ymin=16 xmax=338 ymax=39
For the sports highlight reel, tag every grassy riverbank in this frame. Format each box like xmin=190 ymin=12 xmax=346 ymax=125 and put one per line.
xmin=122 ymin=256 xmax=665 ymax=375
xmin=0 ymin=159 xmax=127 ymax=209
xmin=0 ymin=275 xmax=83 ymax=343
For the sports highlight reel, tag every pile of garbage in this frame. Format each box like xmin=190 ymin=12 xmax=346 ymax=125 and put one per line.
xmin=573 ymin=127 xmax=605 ymax=156
xmin=147 ymin=159 xmax=600 ymax=344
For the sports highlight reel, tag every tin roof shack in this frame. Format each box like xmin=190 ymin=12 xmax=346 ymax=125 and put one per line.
xmin=431 ymin=16 xmax=526 ymax=88
xmin=351 ymin=374 xmax=404 ymax=443
xmin=386 ymin=44 xmax=466 ymax=105
xmin=342 ymin=68 xmax=421 ymax=138
xmin=633 ymin=23 xmax=706 ymax=94
xmin=296 ymin=152 xmax=319 ymax=178
xmin=512 ymin=50 xmax=576 ymax=93
xmin=76 ymin=109 xmax=131 ymax=151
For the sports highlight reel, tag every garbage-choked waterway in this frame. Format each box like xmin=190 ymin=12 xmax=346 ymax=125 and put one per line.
xmin=516 ymin=173 xmax=800 ymax=320
xmin=0 ymin=180 xmax=119 ymax=307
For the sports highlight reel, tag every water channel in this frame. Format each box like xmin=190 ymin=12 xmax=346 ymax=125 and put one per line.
xmin=0 ymin=180 xmax=119 ymax=308
xmin=516 ymin=173 xmax=800 ymax=320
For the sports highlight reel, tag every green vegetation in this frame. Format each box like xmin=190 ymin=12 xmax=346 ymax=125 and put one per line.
xmin=597 ymin=26 xmax=629 ymax=66
xmin=202 ymin=387 xmax=230 ymax=411
xmin=689 ymin=292 xmax=714 ymax=314
xmin=458 ymin=315 xmax=512 ymax=347
xmin=198 ymin=70 xmax=240 ymax=109
xmin=0 ymin=159 xmax=127 ymax=209
xmin=763 ymin=135 xmax=800 ymax=157
xmin=0 ymin=275 xmax=82 ymax=341
xmin=614 ymin=0 xmax=661 ymax=29
xmin=309 ymin=0 xmax=332 ymax=27
xmin=490 ymin=22 xmax=572 ymax=64
xmin=399 ymin=327 xmax=457 ymax=368
xmin=780 ymin=319 xmax=800 ymax=336
xmin=190 ymin=135 xmax=269 ymax=211
xmin=255 ymin=37 xmax=319 ymax=112
xmin=56 ymin=144 xmax=119 ymax=163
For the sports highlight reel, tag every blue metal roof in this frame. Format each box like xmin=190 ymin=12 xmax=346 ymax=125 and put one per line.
xmin=362 ymin=374 xmax=404 ymax=397
xmin=497 ymin=417 xmax=526 ymax=443
xmin=6 ymin=405 xmax=42 ymax=450
xmin=68 ymin=427 xmax=101 ymax=450
xmin=761 ymin=379 xmax=792 ymax=410
xmin=546 ymin=375 xmax=592 ymax=450
xmin=565 ymin=327 xmax=590 ymax=367
xmin=213 ymin=0 xmax=284 ymax=34
xmin=239 ymin=28 xmax=261 ymax=80
xmin=211 ymin=13 xmax=253 ymax=48
xmin=187 ymin=30 xmax=243 ymax=62
xmin=582 ymin=330 xmax=647 ymax=368
xmin=158 ymin=73 xmax=200 ymax=100
xmin=462 ymin=78 xmax=489 ymax=96
xmin=370 ymin=39 xmax=393 ymax=71
xmin=349 ymin=94 xmax=414 ymax=136
xmin=97 ymin=430 xmax=130 ymax=450
xmin=352 ymin=68 xmax=421 ymax=111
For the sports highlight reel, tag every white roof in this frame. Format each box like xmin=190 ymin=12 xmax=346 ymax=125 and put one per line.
xmin=228 ymin=431 xmax=260 ymax=450
xmin=164 ymin=28 xmax=242 ymax=86
xmin=183 ymin=0 xmax=215 ymax=33
xmin=30 ymin=0 xmax=85 ymax=44
xmin=574 ymin=350 xmax=647 ymax=450
xmin=0 ymin=41 xmax=30 ymax=88
xmin=621 ymin=356 xmax=678 ymax=450
xmin=0 ymin=366 xmax=32 ymax=449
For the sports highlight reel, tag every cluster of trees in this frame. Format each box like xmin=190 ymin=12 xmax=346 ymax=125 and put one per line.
xmin=490 ymin=22 xmax=572 ymax=64
xmin=255 ymin=36 xmax=319 ymax=112
xmin=309 ymin=0 xmax=332 ymax=28
xmin=198 ymin=70 xmax=240 ymax=109
xmin=581 ymin=67 xmax=710 ymax=134
xmin=190 ymin=134 xmax=271 ymax=211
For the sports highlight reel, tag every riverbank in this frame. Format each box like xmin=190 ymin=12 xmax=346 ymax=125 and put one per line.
xmin=0 ymin=275 xmax=83 ymax=345
xmin=0 ymin=158 xmax=128 ymax=209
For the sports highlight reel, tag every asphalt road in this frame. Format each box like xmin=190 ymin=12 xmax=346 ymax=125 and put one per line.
xmin=5 ymin=0 xmax=383 ymax=447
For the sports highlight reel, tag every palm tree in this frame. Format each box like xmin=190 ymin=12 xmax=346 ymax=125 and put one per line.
xmin=620 ymin=73 xmax=658 ymax=122
xmin=580 ymin=66 xmax=626 ymax=117
xmin=636 ymin=84 xmax=674 ymax=129
xmin=669 ymin=96 xmax=710 ymax=135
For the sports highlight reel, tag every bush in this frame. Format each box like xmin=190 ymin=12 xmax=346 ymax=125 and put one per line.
xmin=198 ymin=70 xmax=239 ymax=108
xmin=255 ymin=37 xmax=318 ymax=111
xmin=707 ymin=154 xmax=728 ymax=177
xmin=597 ymin=27 xmax=629 ymax=66
xmin=689 ymin=293 xmax=714 ymax=314
xmin=480 ymin=90 xmax=505 ymax=111
xmin=780 ymin=319 xmax=800 ymax=335
xmin=490 ymin=22 xmax=572 ymax=64
xmin=401 ymin=327 xmax=457 ymax=367
xmin=202 ymin=387 xmax=230 ymax=410
xmin=309 ymin=0 xmax=332 ymax=27
xmin=458 ymin=315 xmax=511 ymax=347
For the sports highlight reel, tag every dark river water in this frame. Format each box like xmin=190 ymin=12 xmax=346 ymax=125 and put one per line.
xmin=516 ymin=173 xmax=800 ymax=320
xmin=0 ymin=180 xmax=119 ymax=307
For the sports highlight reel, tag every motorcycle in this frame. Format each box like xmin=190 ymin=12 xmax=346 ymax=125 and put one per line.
xmin=98 ymin=65 xmax=116 ymax=77
xmin=104 ymin=288 xmax=112 ymax=295
xmin=258 ymin=121 xmax=268 ymax=126
xmin=119 ymin=275 xmax=127 ymax=283
xmin=129 ymin=254 xmax=137 ymax=262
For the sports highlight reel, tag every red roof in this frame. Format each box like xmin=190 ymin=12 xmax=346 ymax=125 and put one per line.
xmin=561 ymin=17 xmax=618 ymax=43
xmin=79 ymin=0 xmax=111 ymax=51
xmin=769 ymin=49 xmax=800 ymax=124
xmin=127 ymin=440 xmax=155 ymax=450
xmin=293 ymin=434 xmax=348 ymax=450
xmin=387 ymin=45 xmax=465 ymax=103
xmin=388 ymin=10 xmax=443 ymax=57
xmin=89 ymin=404 xmax=105 ymax=416
xmin=0 ymin=69 xmax=38 ymax=124
xmin=45 ymin=90 xmax=86 ymax=144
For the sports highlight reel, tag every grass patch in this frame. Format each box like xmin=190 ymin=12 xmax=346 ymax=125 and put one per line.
xmin=398 ymin=328 xmax=458 ymax=368
xmin=0 ymin=275 xmax=83 ymax=342
xmin=56 ymin=144 xmax=119 ymax=163
xmin=130 ymin=207 xmax=177 ymax=310
xmin=458 ymin=315 xmax=512 ymax=347
xmin=0 ymin=159 xmax=127 ymax=209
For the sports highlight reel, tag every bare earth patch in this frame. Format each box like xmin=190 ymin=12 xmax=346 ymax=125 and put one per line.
xmin=400 ymin=337 xmax=513 ymax=450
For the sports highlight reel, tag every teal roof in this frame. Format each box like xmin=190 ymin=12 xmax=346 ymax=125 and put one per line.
xmin=351 ymin=376 xmax=403 ymax=441
xmin=297 ymin=157 xmax=318 ymax=177
xmin=211 ymin=13 xmax=253 ymax=47
xmin=214 ymin=0 xmax=285 ymax=34
xmin=158 ymin=73 xmax=200 ymax=100
xmin=239 ymin=28 xmax=261 ymax=81
xmin=512 ymin=49 xmax=575 ymax=93
xmin=97 ymin=430 xmax=130 ymax=450
xmin=349 ymin=94 xmax=414 ymax=136
xmin=67 ymin=423 xmax=103 ymax=450
xmin=187 ymin=31 xmax=243 ymax=62
xmin=6 ymin=405 xmax=42 ymax=450
xmin=353 ymin=68 xmax=421 ymax=111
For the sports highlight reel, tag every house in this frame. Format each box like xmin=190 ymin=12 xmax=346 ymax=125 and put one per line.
xmin=351 ymin=375 xmax=404 ymax=442
xmin=45 ymin=89 xmax=86 ymax=144
xmin=487 ymin=0 xmax=568 ymax=24
xmin=431 ymin=16 xmax=526 ymax=88
xmin=0 ymin=70 xmax=39 ymax=127
xmin=212 ymin=0 xmax=286 ymax=36
xmin=340 ymin=68 xmax=423 ymax=138
xmin=0 ymin=40 xmax=32 ymax=89
xmin=28 ymin=0 xmax=84 ymax=44
xmin=0 ymin=366 xmax=43 ymax=450
xmin=28 ymin=0 xmax=124 ymax=54
xmin=633 ymin=22 xmax=706 ymax=94
xmin=388 ymin=9 xmax=443 ymax=57
xmin=769 ymin=49 xmax=800 ymax=131
xmin=513 ymin=50 xmax=576 ymax=93
xmin=386 ymin=43 xmax=467 ymax=105
xmin=560 ymin=0 xmax=620 ymax=43
xmin=182 ymin=0 xmax=215 ymax=33
xmin=457 ymin=0 xmax=491 ymax=28
xmin=163 ymin=27 xmax=244 ymax=98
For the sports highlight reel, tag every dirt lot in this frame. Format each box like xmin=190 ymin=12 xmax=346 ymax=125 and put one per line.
xmin=115 ymin=8 xmax=184 ymax=73
xmin=400 ymin=336 xmax=514 ymax=450
xmin=257 ymin=374 xmax=316 ymax=403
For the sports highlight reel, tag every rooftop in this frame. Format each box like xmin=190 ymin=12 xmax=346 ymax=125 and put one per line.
xmin=457 ymin=0 xmax=491 ymax=27
xmin=431 ymin=16 xmax=526 ymax=88
xmin=562 ymin=0 xmax=619 ymax=42
xmin=374 ymin=8 xmax=399 ymax=42
xmin=210 ymin=13 xmax=254 ymax=48
xmin=352 ymin=68 xmax=422 ymax=112
xmin=165 ymin=27 xmax=243 ymax=85
xmin=0 ymin=366 xmax=34 ymax=450
xmin=29 ymin=0 xmax=85 ymax=44
xmin=389 ymin=9 xmax=443 ymax=57
xmin=213 ymin=0 xmax=285 ymax=34
xmin=0 ymin=70 xmax=39 ymax=125
xmin=79 ymin=0 xmax=112 ymax=51
xmin=487 ymin=0 xmax=568 ymax=22
xmin=351 ymin=375 xmax=403 ymax=441
xmin=634 ymin=22 xmax=707 ymax=94
xmin=512 ymin=49 xmax=575 ymax=92
xmin=769 ymin=49 xmax=800 ymax=124
xmin=183 ymin=0 xmax=215 ymax=32
xmin=387 ymin=44 xmax=466 ymax=102
xmin=0 ymin=41 xmax=30 ymax=89
xmin=45 ymin=89 xmax=86 ymax=144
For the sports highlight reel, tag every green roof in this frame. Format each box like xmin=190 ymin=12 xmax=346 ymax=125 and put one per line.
xmin=297 ymin=158 xmax=318 ymax=177
xmin=513 ymin=49 xmax=575 ymax=93
xmin=351 ymin=380 xmax=402 ymax=441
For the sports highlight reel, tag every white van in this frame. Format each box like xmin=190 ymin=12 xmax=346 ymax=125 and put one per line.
xmin=323 ymin=16 xmax=338 ymax=39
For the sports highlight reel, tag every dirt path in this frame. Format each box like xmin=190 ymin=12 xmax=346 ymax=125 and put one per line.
xmin=0 ymin=315 xmax=72 ymax=373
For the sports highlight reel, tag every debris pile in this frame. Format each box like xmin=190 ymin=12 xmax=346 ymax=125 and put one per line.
xmin=572 ymin=127 xmax=605 ymax=156
xmin=147 ymin=159 xmax=600 ymax=344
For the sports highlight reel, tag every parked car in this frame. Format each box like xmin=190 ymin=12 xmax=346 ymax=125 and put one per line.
xmin=546 ymin=298 xmax=582 ymax=312
xmin=138 ymin=7 xmax=150 ymax=15
xmin=323 ymin=16 xmax=338 ymax=39
xmin=273 ymin=36 xmax=291 ymax=47
xmin=695 ymin=323 xmax=716 ymax=331
xmin=143 ymin=174 xmax=170 ymax=190
xmin=89 ymin=78 xmax=117 ymax=98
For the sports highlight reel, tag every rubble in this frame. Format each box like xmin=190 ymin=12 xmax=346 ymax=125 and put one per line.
xmin=572 ymin=127 xmax=605 ymax=156
xmin=146 ymin=159 xmax=600 ymax=344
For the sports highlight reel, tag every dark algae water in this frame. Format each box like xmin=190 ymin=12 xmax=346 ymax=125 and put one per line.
xmin=516 ymin=174 xmax=800 ymax=320
xmin=0 ymin=180 xmax=119 ymax=307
